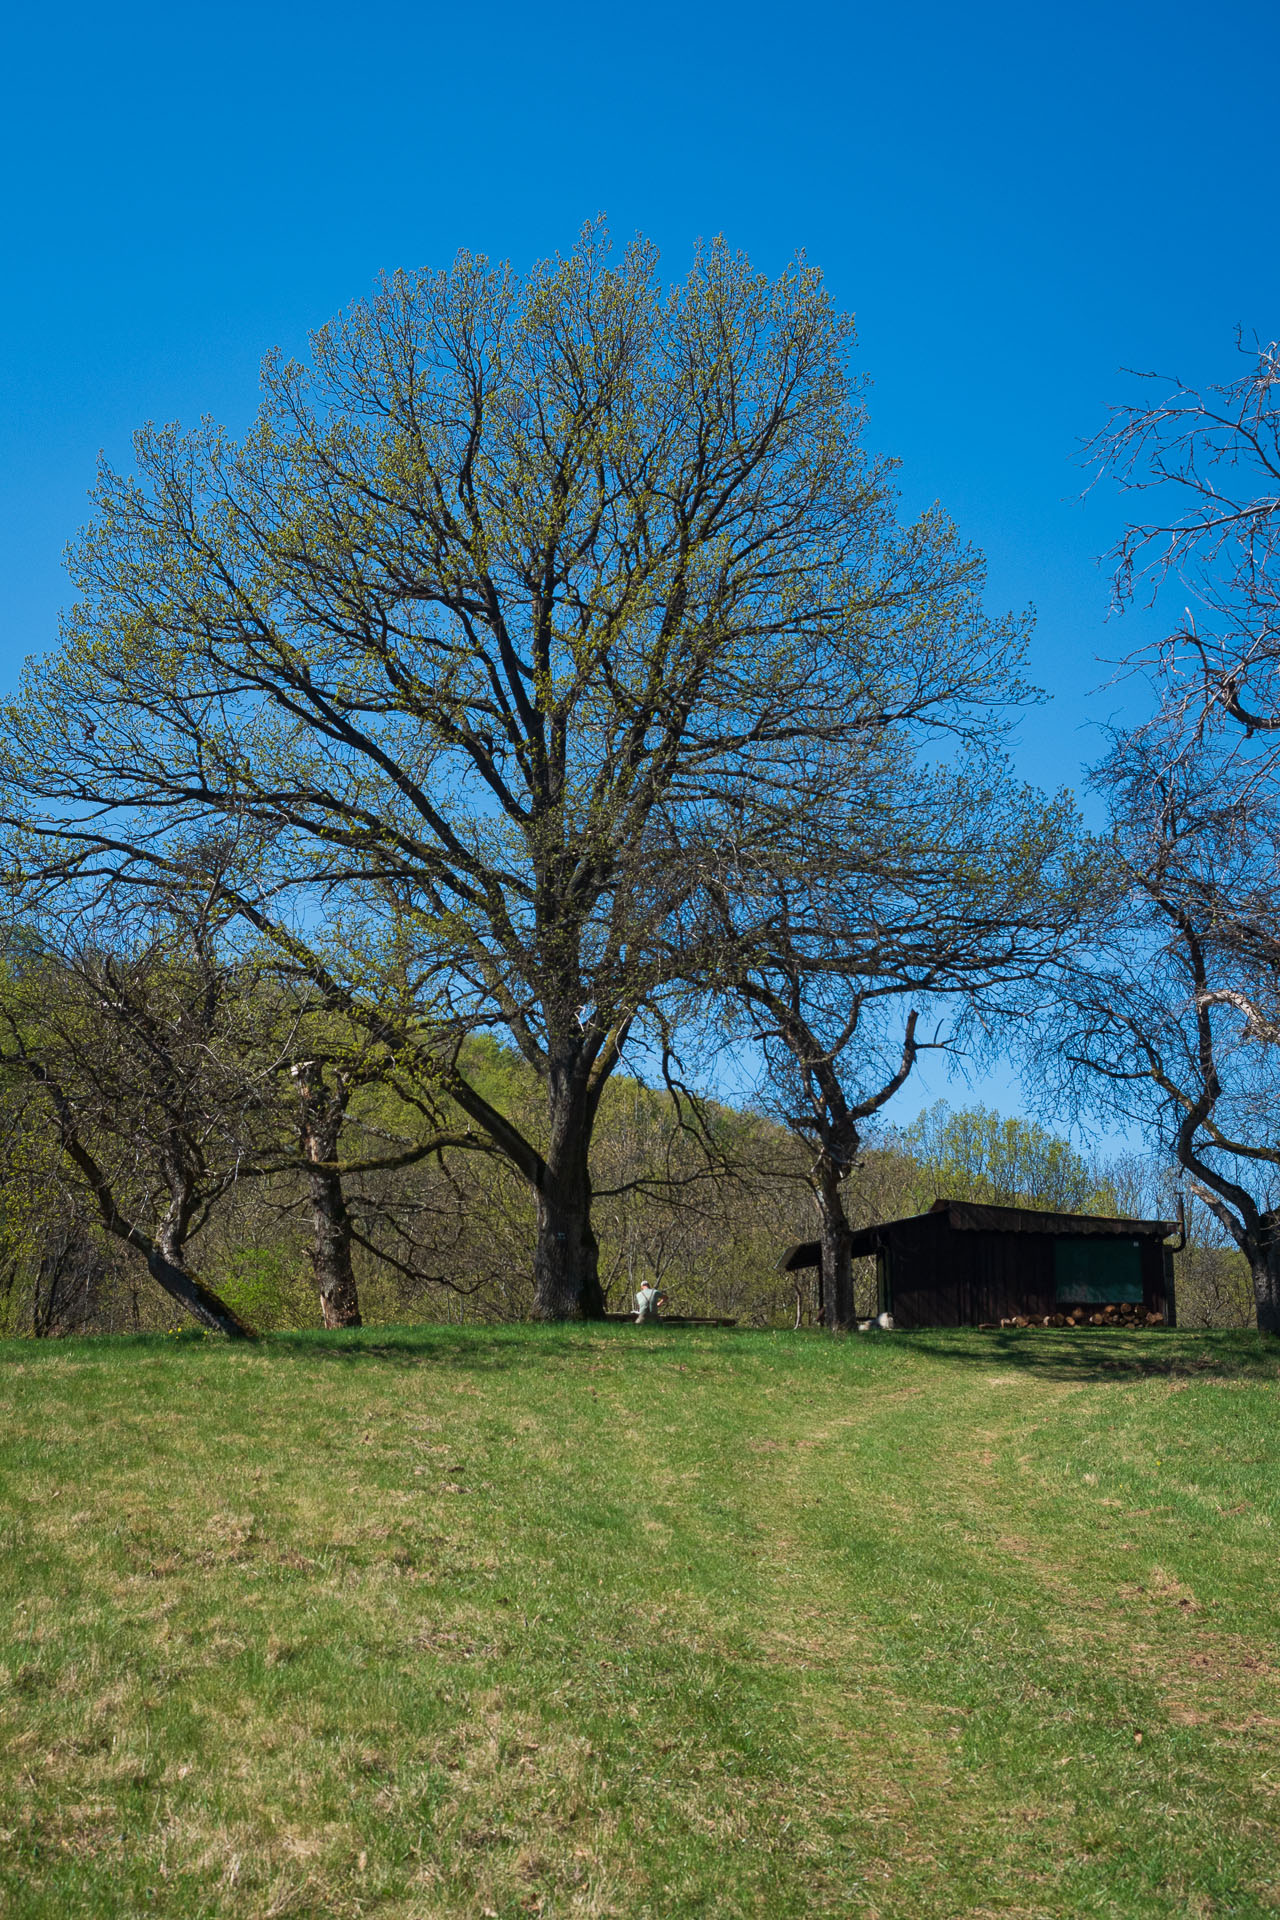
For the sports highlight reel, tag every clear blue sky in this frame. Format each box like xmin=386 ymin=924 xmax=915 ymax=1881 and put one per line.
xmin=3 ymin=0 xmax=1277 ymax=1127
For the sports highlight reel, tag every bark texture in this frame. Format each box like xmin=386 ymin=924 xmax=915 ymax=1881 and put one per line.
xmin=531 ymin=1074 xmax=607 ymax=1319
xmin=532 ymin=1147 xmax=606 ymax=1319
xmin=144 ymin=1246 xmax=257 ymax=1338
xmin=294 ymin=1061 xmax=363 ymax=1330
xmin=1249 ymin=1232 xmax=1280 ymax=1336
xmin=816 ymin=1163 xmax=855 ymax=1332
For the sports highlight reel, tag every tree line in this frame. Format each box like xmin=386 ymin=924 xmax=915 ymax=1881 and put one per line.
xmin=0 ymin=1045 xmax=1253 ymax=1338
xmin=0 ymin=228 xmax=1276 ymax=1333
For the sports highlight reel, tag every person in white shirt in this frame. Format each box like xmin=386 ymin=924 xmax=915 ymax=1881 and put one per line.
xmin=634 ymin=1282 xmax=666 ymax=1323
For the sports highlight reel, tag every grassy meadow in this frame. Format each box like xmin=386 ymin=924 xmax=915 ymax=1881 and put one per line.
xmin=1 ymin=1323 xmax=1278 ymax=1919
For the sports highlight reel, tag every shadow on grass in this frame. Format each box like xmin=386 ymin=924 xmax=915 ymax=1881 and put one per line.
xmin=9 ymin=1320 xmax=1273 ymax=1386
xmin=902 ymin=1327 xmax=1279 ymax=1383
xmin=0 ymin=1320 xmax=810 ymax=1376
xmin=0 ymin=1321 xmax=605 ymax=1371
xmin=260 ymin=1321 xmax=763 ymax=1371
xmin=264 ymin=1324 xmax=560 ymax=1370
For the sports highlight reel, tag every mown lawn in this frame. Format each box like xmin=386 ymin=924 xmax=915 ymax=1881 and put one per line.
xmin=1 ymin=1323 xmax=1278 ymax=1919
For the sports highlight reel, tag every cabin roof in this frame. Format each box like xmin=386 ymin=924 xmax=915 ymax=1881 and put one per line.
xmin=776 ymin=1197 xmax=1178 ymax=1273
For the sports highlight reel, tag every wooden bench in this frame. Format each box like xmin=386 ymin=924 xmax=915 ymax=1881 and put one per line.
xmin=602 ymin=1313 xmax=738 ymax=1327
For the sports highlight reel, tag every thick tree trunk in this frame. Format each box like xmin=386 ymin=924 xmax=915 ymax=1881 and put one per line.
xmin=294 ymin=1061 xmax=362 ymax=1330
xmin=816 ymin=1164 xmax=855 ymax=1333
xmin=532 ymin=1190 xmax=605 ymax=1319
xmin=532 ymin=1095 xmax=606 ymax=1320
xmin=1250 ymin=1235 xmax=1280 ymax=1336
xmin=307 ymin=1163 xmax=362 ymax=1329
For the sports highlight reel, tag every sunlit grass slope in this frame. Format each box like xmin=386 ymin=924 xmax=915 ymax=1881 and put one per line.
xmin=2 ymin=1325 xmax=1278 ymax=1918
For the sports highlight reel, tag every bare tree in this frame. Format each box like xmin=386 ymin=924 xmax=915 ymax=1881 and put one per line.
xmin=0 ymin=912 xmax=275 ymax=1337
xmin=1044 ymin=759 xmax=1280 ymax=1332
xmin=0 ymin=225 xmax=1037 ymax=1318
xmin=0 ymin=893 xmax=489 ymax=1334
xmin=1084 ymin=334 xmax=1280 ymax=1021
xmin=1091 ymin=334 xmax=1280 ymax=750
xmin=692 ymin=768 xmax=1087 ymax=1329
xmin=1071 ymin=334 xmax=1280 ymax=1333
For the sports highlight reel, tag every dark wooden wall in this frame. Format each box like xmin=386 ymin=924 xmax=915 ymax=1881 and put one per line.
xmin=881 ymin=1219 xmax=1173 ymax=1327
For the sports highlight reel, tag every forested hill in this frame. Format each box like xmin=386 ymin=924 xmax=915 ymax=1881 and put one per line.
xmin=0 ymin=1025 xmax=1251 ymax=1336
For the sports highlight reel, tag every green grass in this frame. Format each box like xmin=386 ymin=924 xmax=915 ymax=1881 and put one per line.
xmin=2 ymin=1324 xmax=1279 ymax=1919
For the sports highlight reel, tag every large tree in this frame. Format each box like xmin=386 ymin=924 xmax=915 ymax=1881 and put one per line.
xmin=1046 ymin=760 xmax=1280 ymax=1333
xmin=1063 ymin=335 xmax=1280 ymax=1333
xmin=0 ymin=226 xmax=1035 ymax=1318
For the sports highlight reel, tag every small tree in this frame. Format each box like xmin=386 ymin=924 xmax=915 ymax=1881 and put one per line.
xmin=0 ymin=909 xmax=274 ymax=1337
xmin=290 ymin=1056 xmax=362 ymax=1328
xmin=285 ymin=1031 xmax=484 ymax=1328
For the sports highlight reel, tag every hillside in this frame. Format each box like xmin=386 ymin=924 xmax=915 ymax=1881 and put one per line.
xmin=2 ymin=1325 xmax=1278 ymax=1917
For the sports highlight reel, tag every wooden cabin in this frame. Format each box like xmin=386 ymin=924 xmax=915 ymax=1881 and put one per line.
xmin=779 ymin=1198 xmax=1178 ymax=1327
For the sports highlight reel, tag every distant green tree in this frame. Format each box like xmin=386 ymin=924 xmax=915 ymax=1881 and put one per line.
xmin=897 ymin=1102 xmax=1117 ymax=1215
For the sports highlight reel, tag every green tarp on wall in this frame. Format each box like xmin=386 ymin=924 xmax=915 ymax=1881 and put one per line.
xmin=1054 ymin=1237 xmax=1143 ymax=1304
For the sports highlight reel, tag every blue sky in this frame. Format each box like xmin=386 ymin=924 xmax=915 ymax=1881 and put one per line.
xmin=3 ymin=0 xmax=1277 ymax=1128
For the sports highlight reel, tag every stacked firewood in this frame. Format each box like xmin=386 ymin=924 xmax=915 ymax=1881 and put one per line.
xmin=982 ymin=1304 xmax=1165 ymax=1330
